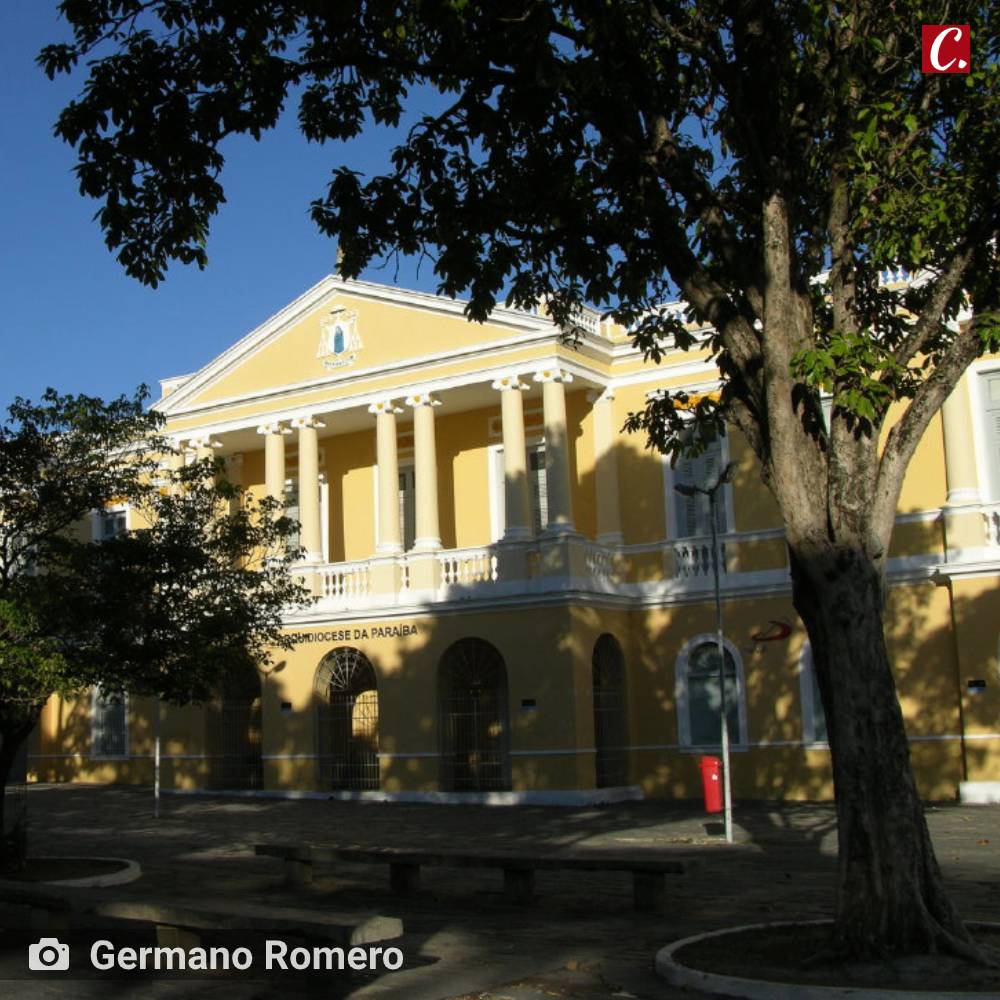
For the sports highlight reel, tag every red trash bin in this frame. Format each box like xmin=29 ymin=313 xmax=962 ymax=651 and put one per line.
xmin=699 ymin=755 xmax=722 ymax=813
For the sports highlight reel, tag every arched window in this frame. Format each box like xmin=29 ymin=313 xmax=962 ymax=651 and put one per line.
xmin=675 ymin=635 xmax=747 ymax=748
xmin=205 ymin=662 xmax=263 ymax=790
xmin=438 ymin=638 xmax=511 ymax=791
xmin=315 ymin=648 xmax=380 ymax=790
xmin=799 ymin=643 xmax=829 ymax=746
xmin=592 ymin=634 xmax=628 ymax=787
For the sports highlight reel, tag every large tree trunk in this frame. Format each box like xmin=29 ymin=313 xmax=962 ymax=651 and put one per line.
xmin=788 ymin=541 xmax=978 ymax=960
xmin=0 ymin=709 xmax=40 ymax=871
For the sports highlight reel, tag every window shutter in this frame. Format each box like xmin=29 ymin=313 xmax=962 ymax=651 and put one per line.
xmin=92 ymin=693 xmax=106 ymax=754
xmin=284 ymin=481 xmax=300 ymax=550
xmin=674 ymin=455 xmax=699 ymax=537
xmin=494 ymin=448 xmax=506 ymax=540
xmin=983 ymin=374 xmax=1000 ymax=500
xmin=398 ymin=469 xmax=415 ymax=550
xmin=673 ymin=435 xmax=727 ymax=537
xmin=529 ymin=447 xmax=548 ymax=534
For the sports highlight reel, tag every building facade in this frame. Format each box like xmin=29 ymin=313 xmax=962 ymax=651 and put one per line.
xmin=30 ymin=276 xmax=1000 ymax=803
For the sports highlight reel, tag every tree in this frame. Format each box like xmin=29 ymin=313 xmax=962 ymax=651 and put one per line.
xmin=39 ymin=1 xmax=999 ymax=960
xmin=0 ymin=389 xmax=308 ymax=866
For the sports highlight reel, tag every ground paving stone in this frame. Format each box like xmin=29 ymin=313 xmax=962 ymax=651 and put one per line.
xmin=1 ymin=785 xmax=996 ymax=998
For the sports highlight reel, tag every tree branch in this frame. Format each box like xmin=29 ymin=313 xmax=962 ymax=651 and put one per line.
xmin=873 ymin=317 xmax=986 ymax=545
xmin=890 ymin=243 xmax=974 ymax=370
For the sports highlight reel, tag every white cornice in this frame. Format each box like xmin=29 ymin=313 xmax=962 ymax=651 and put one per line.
xmin=161 ymin=354 xmax=607 ymax=440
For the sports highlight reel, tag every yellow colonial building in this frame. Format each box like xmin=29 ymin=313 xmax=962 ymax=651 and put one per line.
xmin=30 ymin=276 xmax=1000 ymax=804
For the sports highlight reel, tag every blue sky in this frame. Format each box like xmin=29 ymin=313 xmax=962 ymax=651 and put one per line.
xmin=0 ymin=2 xmax=441 ymax=410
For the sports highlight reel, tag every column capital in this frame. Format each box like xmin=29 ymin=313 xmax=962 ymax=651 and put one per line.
xmin=368 ymin=398 xmax=402 ymax=416
xmin=256 ymin=421 xmax=292 ymax=436
xmin=533 ymin=367 xmax=573 ymax=385
xmin=586 ymin=387 xmax=615 ymax=405
xmin=291 ymin=415 xmax=326 ymax=430
xmin=189 ymin=434 xmax=223 ymax=450
xmin=405 ymin=392 xmax=442 ymax=409
xmin=491 ymin=374 xmax=529 ymax=392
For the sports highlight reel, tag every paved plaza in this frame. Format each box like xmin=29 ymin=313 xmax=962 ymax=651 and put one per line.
xmin=2 ymin=784 xmax=998 ymax=998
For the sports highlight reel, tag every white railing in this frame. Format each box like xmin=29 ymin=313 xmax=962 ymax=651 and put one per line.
xmin=570 ymin=307 xmax=601 ymax=335
xmin=669 ymin=537 xmax=728 ymax=579
xmin=983 ymin=503 xmax=1000 ymax=547
xmin=584 ymin=543 xmax=617 ymax=584
xmin=318 ymin=560 xmax=373 ymax=603
xmin=438 ymin=547 xmax=499 ymax=589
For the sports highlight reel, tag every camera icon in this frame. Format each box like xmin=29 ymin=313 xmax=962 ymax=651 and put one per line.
xmin=28 ymin=937 xmax=70 ymax=971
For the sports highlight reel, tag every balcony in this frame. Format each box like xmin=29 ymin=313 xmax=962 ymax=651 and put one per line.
xmin=285 ymin=529 xmax=787 ymax=619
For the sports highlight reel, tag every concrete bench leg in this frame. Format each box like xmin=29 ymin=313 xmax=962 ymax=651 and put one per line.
xmin=503 ymin=868 xmax=535 ymax=904
xmin=632 ymin=871 xmax=666 ymax=911
xmin=156 ymin=925 xmax=202 ymax=949
xmin=284 ymin=858 xmax=314 ymax=887
xmin=390 ymin=862 xmax=421 ymax=895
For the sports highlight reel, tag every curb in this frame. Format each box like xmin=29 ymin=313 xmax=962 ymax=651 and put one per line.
xmin=17 ymin=857 xmax=142 ymax=888
xmin=655 ymin=919 xmax=1000 ymax=1000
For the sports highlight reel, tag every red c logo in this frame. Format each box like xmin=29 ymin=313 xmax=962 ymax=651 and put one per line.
xmin=922 ymin=25 xmax=971 ymax=74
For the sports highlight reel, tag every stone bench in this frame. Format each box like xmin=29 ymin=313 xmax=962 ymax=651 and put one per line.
xmin=254 ymin=843 xmax=693 ymax=911
xmin=0 ymin=880 xmax=402 ymax=947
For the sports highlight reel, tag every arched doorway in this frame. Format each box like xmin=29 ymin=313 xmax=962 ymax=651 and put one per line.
xmin=438 ymin=637 xmax=511 ymax=791
xmin=205 ymin=662 xmax=263 ymax=790
xmin=592 ymin=634 xmax=628 ymax=787
xmin=315 ymin=647 xmax=380 ymax=790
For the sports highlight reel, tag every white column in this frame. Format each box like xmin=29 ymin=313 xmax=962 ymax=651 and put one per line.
xmin=406 ymin=393 xmax=442 ymax=550
xmin=167 ymin=438 xmax=188 ymax=495
xmin=223 ymin=452 xmax=244 ymax=517
xmin=257 ymin=420 xmax=291 ymax=510
xmin=588 ymin=388 xmax=623 ymax=545
xmin=292 ymin=416 xmax=326 ymax=562
xmin=190 ymin=434 xmax=223 ymax=465
xmin=534 ymin=368 xmax=575 ymax=533
xmin=491 ymin=375 xmax=532 ymax=540
xmin=941 ymin=373 xmax=986 ymax=556
xmin=942 ymin=374 xmax=982 ymax=506
xmin=369 ymin=399 xmax=403 ymax=554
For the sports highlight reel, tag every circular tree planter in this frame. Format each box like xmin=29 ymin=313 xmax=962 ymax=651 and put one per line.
xmin=656 ymin=920 xmax=1000 ymax=1000
xmin=4 ymin=857 xmax=142 ymax=888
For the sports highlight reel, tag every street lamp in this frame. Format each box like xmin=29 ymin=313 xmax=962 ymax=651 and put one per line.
xmin=675 ymin=459 xmax=736 ymax=844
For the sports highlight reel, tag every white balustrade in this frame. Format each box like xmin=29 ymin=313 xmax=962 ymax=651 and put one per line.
xmin=584 ymin=543 xmax=616 ymax=583
xmin=983 ymin=503 xmax=1000 ymax=547
xmin=570 ymin=307 xmax=601 ymax=334
xmin=318 ymin=561 xmax=373 ymax=603
xmin=670 ymin=538 xmax=728 ymax=579
xmin=438 ymin=548 xmax=499 ymax=590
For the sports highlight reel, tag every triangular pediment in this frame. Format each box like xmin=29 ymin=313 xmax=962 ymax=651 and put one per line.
xmin=158 ymin=276 xmax=552 ymax=416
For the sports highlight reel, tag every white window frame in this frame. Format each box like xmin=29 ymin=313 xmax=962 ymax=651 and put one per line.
xmin=91 ymin=503 xmax=128 ymax=543
xmin=372 ymin=460 xmax=416 ymax=551
xmin=798 ymin=642 xmax=829 ymax=747
xmin=661 ymin=420 xmax=734 ymax=541
xmin=488 ymin=437 xmax=547 ymax=542
xmin=674 ymin=633 xmax=748 ymax=750
xmin=970 ymin=363 xmax=1000 ymax=502
xmin=91 ymin=688 xmax=130 ymax=759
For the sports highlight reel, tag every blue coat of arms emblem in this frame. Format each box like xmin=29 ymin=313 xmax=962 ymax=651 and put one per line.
xmin=317 ymin=305 xmax=362 ymax=369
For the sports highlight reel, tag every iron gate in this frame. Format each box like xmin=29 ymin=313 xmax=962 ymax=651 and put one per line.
xmin=439 ymin=637 xmax=511 ymax=792
xmin=315 ymin=648 xmax=380 ymax=790
xmin=592 ymin=633 xmax=628 ymax=787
